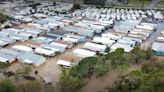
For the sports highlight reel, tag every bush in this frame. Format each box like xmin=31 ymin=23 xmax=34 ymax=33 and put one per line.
xmin=0 ymin=79 xmax=15 ymax=92
xmin=0 ymin=13 xmax=10 ymax=23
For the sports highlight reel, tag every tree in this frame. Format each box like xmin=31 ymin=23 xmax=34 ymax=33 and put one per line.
xmin=70 ymin=57 xmax=98 ymax=78
xmin=0 ymin=62 xmax=10 ymax=72
xmin=59 ymin=68 xmax=84 ymax=92
xmin=0 ymin=12 xmax=12 ymax=23
xmin=115 ymin=64 xmax=128 ymax=77
xmin=23 ymin=66 xmax=31 ymax=76
xmin=130 ymin=46 xmax=147 ymax=64
xmin=94 ymin=63 xmax=109 ymax=77
xmin=0 ymin=79 xmax=15 ymax=92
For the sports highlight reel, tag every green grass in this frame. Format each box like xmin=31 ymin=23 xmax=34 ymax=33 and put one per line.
xmin=156 ymin=1 xmax=164 ymax=8
xmin=105 ymin=0 xmax=150 ymax=9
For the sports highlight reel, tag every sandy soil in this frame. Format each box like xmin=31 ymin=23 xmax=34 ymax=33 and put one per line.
xmin=81 ymin=64 xmax=142 ymax=92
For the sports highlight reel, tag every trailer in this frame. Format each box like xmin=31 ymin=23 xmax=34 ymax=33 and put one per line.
xmin=135 ymin=25 xmax=154 ymax=31
xmin=56 ymin=60 xmax=75 ymax=68
xmin=41 ymin=44 xmax=65 ymax=53
xmin=12 ymin=45 xmax=33 ymax=52
xmin=83 ymin=42 xmax=107 ymax=53
xmin=50 ymin=42 xmax=68 ymax=49
xmin=117 ymin=39 xmax=136 ymax=47
xmin=92 ymin=37 xmax=115 ymax=47
xmin=35 ymin=47 xmax=56 ymax=57
xmin=110 ymin=43 xmax=133 ymax=52
xmin=102 ymin=33 xmax=123 ymax=40
xmin=0 ymin=53 xmax=16 ymax=63
xmin=73 ymin=49 xmax=96 ymax=58
xmin=18 ymin=52 xmax=46 ymax=66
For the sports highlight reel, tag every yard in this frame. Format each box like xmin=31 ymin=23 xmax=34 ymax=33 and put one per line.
xmin=105 ymin=0 xmax=151 ymax=9
xmin=156 ymin=1 xmax=164 ymax=8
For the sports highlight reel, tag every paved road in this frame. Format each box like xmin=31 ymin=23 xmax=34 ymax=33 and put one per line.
xmin=144 ymin=0 xmax=161 ymax=9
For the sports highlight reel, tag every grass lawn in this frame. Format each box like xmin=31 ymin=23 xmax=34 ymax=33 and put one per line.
xmin=105 ymin=0 xmax=150 ymax=9
xmin=156 ymin=1 xmax=164 ymax=8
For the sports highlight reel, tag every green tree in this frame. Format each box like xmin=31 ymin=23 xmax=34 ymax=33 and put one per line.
xmin=0 ymin=79 xmax=15 ymax=92
xmin=23 ymin=66 xmax=31 ymax=76
xmin=59 ymin=68 xmax=84 ymax=92
xmin=115 ymin=64 xmax=128 ymax=77
xmin=0 ymin=12 xmax=12 ymax=23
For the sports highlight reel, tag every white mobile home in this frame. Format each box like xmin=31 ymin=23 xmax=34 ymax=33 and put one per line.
xmin=41 ymin=44 xmax=65 ymax=53
xmin=35 ymin=47 xmax=56 ymax=57
xmin=135 ymin=25 xmax=154 ymax=31
xmin=56 ymin=60 xmax=75 ymax=68
xmin=12 ymin=45 xmax=33 ymax=52
xmin=50 ymin=42 xmax=67 ymax=49
xmin=102 ymin=33 xmax=123 ymax=40
xmin=92 ymin=37 xmax=115 ymax=47
xmin=110 ymin=43 xmax=133 ymax=52
xmin=73 ymin=49 xmax=96 ymax=58
xmin=62 ymin=37 xmax=79 ymax=44
xmin=18 ymin=52 xmax=46 ymax=66
xmin=83 ymin=42 xmax=107 ymax=53
xmin=0 ymin=53 xmax=16 ymax=63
